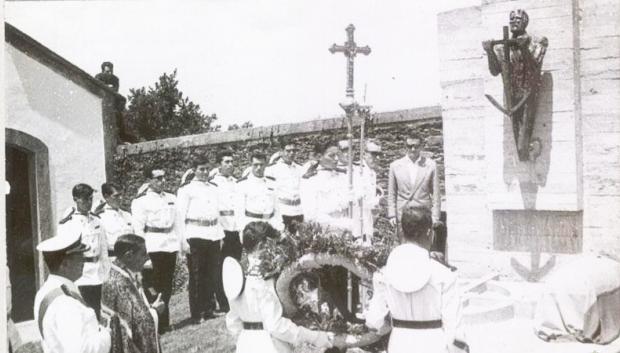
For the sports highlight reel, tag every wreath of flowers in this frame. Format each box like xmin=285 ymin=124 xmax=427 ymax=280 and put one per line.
xmin=240 ymin=221 xmax=397 ymax=350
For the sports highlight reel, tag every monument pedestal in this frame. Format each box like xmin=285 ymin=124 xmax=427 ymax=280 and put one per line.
xmin=438 ymin=0 xmax=620 ymax=281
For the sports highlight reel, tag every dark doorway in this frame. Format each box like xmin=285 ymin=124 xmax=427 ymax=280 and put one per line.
xmin=6 ymin=145 xmax=37 ymax=322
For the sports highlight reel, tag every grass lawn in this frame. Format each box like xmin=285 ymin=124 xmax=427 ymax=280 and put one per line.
xmin=161 ymin=291 xmax=235 ymax=353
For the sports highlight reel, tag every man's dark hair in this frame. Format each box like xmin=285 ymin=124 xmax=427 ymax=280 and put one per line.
xmin=191 ymin=155 xmax=210 ymax=168
xmin=43 ymin=251 xmax=66 ymax=272
xmin=114 ymin=234 xmax=145 ymax=258
xmin=101 ymin=61 xmax=113 ymax=71
xmin=242 ymin=222 xmax=279 ymax=253
xmin=401 ymin=206 xmax=432 ymax=242
xmin=101 ymin=182 xmax=121 ymax=198
xmin=319 ymin=140 xmax=338 ymax=155
xmin=143 ymin=165 xmax=162 ymax=179
xmin=72 ymin=183 xmax=94 ymax=199
xmin=250 ymin=152 xmax=267 ymax=162
xmin=216 ymin=150 xmax=234 ymax=164
xmin=279 ymin=137 xmax=295 ymax=150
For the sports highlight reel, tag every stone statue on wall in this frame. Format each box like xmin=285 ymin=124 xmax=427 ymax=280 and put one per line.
xmin=482 ymin=9 xmax=548 ymax=161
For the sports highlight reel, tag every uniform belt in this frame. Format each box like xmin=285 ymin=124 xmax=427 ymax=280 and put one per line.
xmin=144 ymin=225 xmax=174 ymax=233
xmin=185 ymin=218 xmax=218 ymax=227
xmin=392 ymin=318 xmax=442 ymax=329
xmin=220 ymin=210 xmax=234 ymax=216
xmin=278 ymin=197 xmax=301 ymax=206
xmin=83 ymin=256 xmax=99 ymax=263
xmin=242 ymin=322 xmax=264 ymax=330
xmin=245 ymin=210 xmax=275 ymax=220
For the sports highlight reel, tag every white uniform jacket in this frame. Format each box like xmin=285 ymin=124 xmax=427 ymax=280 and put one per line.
xmin=60 ymin=209 xmax=110 ymax=286
xmin=366 ymin=244 xmax=460 ymax=353
xmin=226 ymin=273 xmax=329 ymax=353
xmin=95 ymin=203 xmax=133 ymax=251
xmin=265 ymin=160 xmax=303 ymax=216
xmin=131 ymin=190 xmax=179 ymax=253
xmin=235 ymin=174 xmax=283 ymax=236
xmin=299 ymin=166 xmax=363 ymax=231
xmin=34 ymin=274 xmax=111 ymax=353
xmin=176 ymin=179 xmax=224 ymax=241
xmin=212 ymin=173 xmax=238 ymax=232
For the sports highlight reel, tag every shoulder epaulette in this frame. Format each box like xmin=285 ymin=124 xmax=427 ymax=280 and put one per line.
xmin=179 ymin=179 xmax=191 ymax=188
xmin=430 ymin=256 xmax=457 ymax=272
xmin=302 ymin=170 xmax=318 ymax=179
xmin=208 ymin=181 xmax=218 ymax=187
xmin=59 ymin=208 xmax=76 ymax=224
xmin=236 ymin=176 xmax=248 ymax=183
xmin=89 ymin=211 xmax=101 ymax=219
xmin=135 ymin=184 xmax=149 ymax=198
xmin=92 ymin=201 xmax=106 ymax=216
xmin=265 ymin=175 xmax=276 ymax=181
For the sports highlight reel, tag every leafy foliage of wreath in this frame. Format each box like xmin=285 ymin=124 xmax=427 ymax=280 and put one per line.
xmin=248 ymin=221 xmax=397 ymax=350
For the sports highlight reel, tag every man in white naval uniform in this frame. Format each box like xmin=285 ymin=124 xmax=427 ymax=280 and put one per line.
xmin=59 ymin=183 xmax=110 ymax=320
xmin=300 ymin=141 xmax=362 ymax=231
xmin=212 ymin=150 xmax=242 ymax=261
xmin=34 ymin=222 xmax=111 ymax=353
xmin=131 ymin=166 xmax=179 ymax=333
xmin=365 ymin=206 xmax=462 ymax=353
xmin=266 ymin=139 xmax=304 ymax=234
xmin=235 ymin=152 xmax=283 ymax=239
xmin=177 ymin=156 xmax=228 ymax=321
xmin=94 ymin=182 xmax=133 ymax=257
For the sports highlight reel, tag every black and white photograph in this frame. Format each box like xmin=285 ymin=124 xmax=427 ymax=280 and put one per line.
xmin=2 ymin=0 xmax=620 ymax=352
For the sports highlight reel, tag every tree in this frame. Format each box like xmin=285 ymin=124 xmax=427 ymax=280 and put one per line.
xmin=227 ymin=121 xmax=254 ymax=131
xmin=123 ymin=70 xmax=220 ymax=141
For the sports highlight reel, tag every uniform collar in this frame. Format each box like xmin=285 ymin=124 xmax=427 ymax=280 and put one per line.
xmin=47 ymin=274 xmax=79 ymax=293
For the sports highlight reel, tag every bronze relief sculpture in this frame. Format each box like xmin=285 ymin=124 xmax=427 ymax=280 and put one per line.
xmin=483 ymin=9 xmax=549 ymax=161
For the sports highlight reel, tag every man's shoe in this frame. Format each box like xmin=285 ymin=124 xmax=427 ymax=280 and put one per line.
xmin=202 ymin=311 xmax=216 ymax=320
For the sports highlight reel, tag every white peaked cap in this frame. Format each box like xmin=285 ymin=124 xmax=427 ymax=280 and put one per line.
xmin=37 ymin=222 xmax=89 ymax=253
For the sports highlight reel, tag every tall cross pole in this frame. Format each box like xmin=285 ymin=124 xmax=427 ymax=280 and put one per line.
xmin=329 ymin=24 xmax=371 ymax=313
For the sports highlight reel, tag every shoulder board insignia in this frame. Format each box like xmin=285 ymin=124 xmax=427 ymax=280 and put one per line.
xmin=236 ymin=176 xmax=248 ymax=183
xmin=208 ymin=181 xmax=218 ymax=187
xmin=92 ymin=201 xmax=106 ymax=215
xmin=265 ymin=176 xmax=276 ymax=181
xmin=89 ymin=211 xmax=101 ymax=219
xmin=179 ymin=179 xmax=191 ymax=188
xmin=302 ymin=170 xmax=318 ymax=179
xmin=58 ymin=208 xmax=75 ymax=224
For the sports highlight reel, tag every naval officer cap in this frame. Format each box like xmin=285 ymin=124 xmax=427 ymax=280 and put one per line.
xmin=36 ymin=222 xmax=89 ymax=254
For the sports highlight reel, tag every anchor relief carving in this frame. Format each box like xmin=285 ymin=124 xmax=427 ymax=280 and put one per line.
xmin=482 ymin=9 xmax=548 ymax=161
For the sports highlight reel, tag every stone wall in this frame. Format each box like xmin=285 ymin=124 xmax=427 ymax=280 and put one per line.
xmin=112 ymin=106 xmax=445 ymax=225
xmin=579 ymin=0 xmax=620 ymax=255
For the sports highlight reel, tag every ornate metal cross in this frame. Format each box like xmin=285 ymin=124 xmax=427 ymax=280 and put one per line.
xmin=329 ymin=24 xmax=371 ymax=99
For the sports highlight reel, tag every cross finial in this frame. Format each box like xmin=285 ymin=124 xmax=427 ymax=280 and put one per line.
xmin=329 ymin=24 xmax=371 ymax=98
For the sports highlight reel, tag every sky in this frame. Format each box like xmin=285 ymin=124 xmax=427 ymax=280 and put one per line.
xmin=5 ymin=0 xmax=478 ymax=128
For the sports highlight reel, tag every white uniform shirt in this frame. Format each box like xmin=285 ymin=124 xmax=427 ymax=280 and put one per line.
xmin=97 ymin=204 xmax=133 ymax=251
xmin=226 ymin=274 xmax=328 ymax=353
xmin=131 ymin=190 xmax=179 ymax=253
xmin=176 ymin=179 xmax=224 ymax=241
xmin=365 ymin=246 xmax=460 ymax=353
xmin=34 ymin=274 xmax=111 ymax=353
xmin=212 ymin=173 xmax=238 ymax=232
xmin=61 ymin=210 xmax=110 ymax=286
xmin=265 ymin=160 xmax=303 ymax=216
xmin=235 ymin=174 xmax=283 ymax=236
xmin=299 ymin=166 xmax=363 ymax=231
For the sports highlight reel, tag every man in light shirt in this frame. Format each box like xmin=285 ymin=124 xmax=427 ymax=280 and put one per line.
xmin=131 ymin=166 xmax=179 ymax=333
xmin=95 ymin=182 xmax=133 ymax=257
xmin=266 ymin=138 xmax=304 ymax=234
xmin=34 ymin=222 xmax=111 ymax=353
xmin=177 ymin=156 xmax=228 ymax=321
